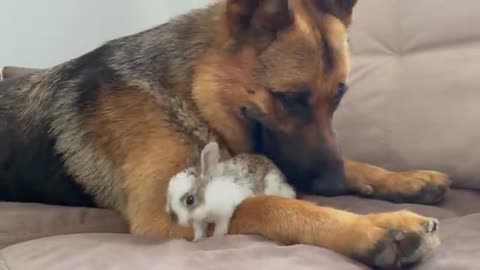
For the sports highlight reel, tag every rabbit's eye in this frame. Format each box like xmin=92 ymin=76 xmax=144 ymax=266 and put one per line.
xmin=186 ymin=195 xmax=195 ymax=206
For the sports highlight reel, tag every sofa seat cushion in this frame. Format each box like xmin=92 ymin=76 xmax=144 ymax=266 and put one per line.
xmin=1 ymin=189 xmax=479 ymax=250
xmin=0 ymin=234 xmax=368 ymax=270
xmin=1 ymin=189 xmax=480 ymax=270
xmin=1 ymin=209 xmax=480 ymax=270
xmin=0 ymin=203 xmax=128 ymax=250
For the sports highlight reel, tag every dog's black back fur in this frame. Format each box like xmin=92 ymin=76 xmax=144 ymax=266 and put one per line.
xmin=0 ymin=77 xmax=95 ymax=206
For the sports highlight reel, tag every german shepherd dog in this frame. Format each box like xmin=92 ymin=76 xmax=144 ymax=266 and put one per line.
xmin=0 ymin=0 xmax=450 ymax=268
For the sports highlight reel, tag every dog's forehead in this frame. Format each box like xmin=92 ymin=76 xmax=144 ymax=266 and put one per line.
xmin=257 ymin=32 xmax=318 ymax=88
xmin=256 ymin=17 xmax=350 ymax=92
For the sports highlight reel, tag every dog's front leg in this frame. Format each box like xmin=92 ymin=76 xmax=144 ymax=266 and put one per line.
xmin=230 ymin=196 xmax=439 ymax=268
xmin=83 ymin=87 xmax=196 ymax=239
xmin=127 ymin=190 xmax=440 ymax=269
xmin=343 ymin=159 xmax=451 ymax=204
xmin=85 ymin=88 xmax=440 ymax=268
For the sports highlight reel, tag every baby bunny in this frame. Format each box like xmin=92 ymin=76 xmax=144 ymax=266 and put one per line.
xmin=166 ymin=141 xmax=296 ymax=241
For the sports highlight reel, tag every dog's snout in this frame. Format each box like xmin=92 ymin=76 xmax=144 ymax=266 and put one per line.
xmin=311 ymin=159 xmax=348 ymax=196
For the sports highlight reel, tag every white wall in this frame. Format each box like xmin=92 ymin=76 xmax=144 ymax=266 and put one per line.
xmin=0 ymin=0 xmax=211 ymax=68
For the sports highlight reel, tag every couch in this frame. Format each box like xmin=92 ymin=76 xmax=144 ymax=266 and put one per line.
xmin=1 ymin=0 xmax=480 ymax=269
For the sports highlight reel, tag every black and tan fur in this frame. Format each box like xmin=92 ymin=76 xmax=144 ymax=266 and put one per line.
xmin=0 ymin=0 xmax=450 ymax=268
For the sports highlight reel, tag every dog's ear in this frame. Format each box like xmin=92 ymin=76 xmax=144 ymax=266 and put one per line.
xmin=223 ymin=0 xmax=358 ymax=42
xmin=315 ymin=0 xmax=358 ymax=25
xmin=200 ymin=142 xmax=220 ymax=178
xmin=224 ymin=0 xmax=293 ymax=40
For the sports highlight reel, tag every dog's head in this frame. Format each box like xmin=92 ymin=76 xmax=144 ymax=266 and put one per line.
xmin=193 ymin=0 xmax=358 ymax=194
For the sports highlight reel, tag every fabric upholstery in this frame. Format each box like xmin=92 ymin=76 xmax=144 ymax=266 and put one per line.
xmin=0 ymin=66 xmax=42 ymax=80
xmin=1 ymin=0 xmax=480 ymax=269
xmin=1 ymin=189 xmax=480 ymax=269
xmin=335 ymin=0 xmax=480 ymax=190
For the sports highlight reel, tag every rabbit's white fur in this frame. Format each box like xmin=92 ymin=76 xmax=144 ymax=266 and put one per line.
xmin=166 ymin=171 xmax=197 ymax=227
xmin=192 ymin=176 xmax=254 ymax=240
xmin=264 ymin=171 xmax=296 ymax=198
xmin=166 ymin=142 xmax=296 ymax=242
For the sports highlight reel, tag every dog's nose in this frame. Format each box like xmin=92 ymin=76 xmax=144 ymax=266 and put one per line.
xmin=311 ymin=161 xmax=348 ymax=196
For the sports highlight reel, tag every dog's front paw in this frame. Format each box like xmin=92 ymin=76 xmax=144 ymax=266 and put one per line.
xmin=358 ymin=170 xmax=451 ymax=204
xmin=356 ymin=211 xmax=440 ymax=268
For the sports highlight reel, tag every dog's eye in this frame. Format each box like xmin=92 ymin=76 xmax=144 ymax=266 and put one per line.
xmin=271 ymin=89 xmax=311 ymax=113
xmin=185 ymin=195 xmax=195 ymax=206
xmin=333 ymin=83 xmax=348 ymax=110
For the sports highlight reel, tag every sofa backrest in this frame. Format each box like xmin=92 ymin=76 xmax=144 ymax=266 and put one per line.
xmin=336 ymin=0 xmax=480 ymax=189
xmin=0 ymin=66 xmax=42 ymax=80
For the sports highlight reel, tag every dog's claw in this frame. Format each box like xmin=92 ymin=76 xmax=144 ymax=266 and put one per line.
xmin=424 ymin=219 xmax=439 ymax=233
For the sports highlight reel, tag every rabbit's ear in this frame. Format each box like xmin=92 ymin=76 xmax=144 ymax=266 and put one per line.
xmin=200 ymin=142 xmax=220 ymax=177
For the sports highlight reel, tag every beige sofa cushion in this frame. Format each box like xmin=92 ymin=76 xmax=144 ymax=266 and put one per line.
xmin=1 ymin=1 xmax=480 ymax=269
xmin=3 ymin=216 xmax=480 ymax=270
xmin=2 ymin=189 xmax=480 ymax=270
xmin=335 ymin=0 xmax=480 ymax=189
xmin=0 ymin=66 xmax=42 ymax=80
xmin=0 ymin=203 xmax=128 ymax=250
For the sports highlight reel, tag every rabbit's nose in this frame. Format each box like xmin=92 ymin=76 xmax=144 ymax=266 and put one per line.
xmin=169 ymin=211 xmax=178 ymax=223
